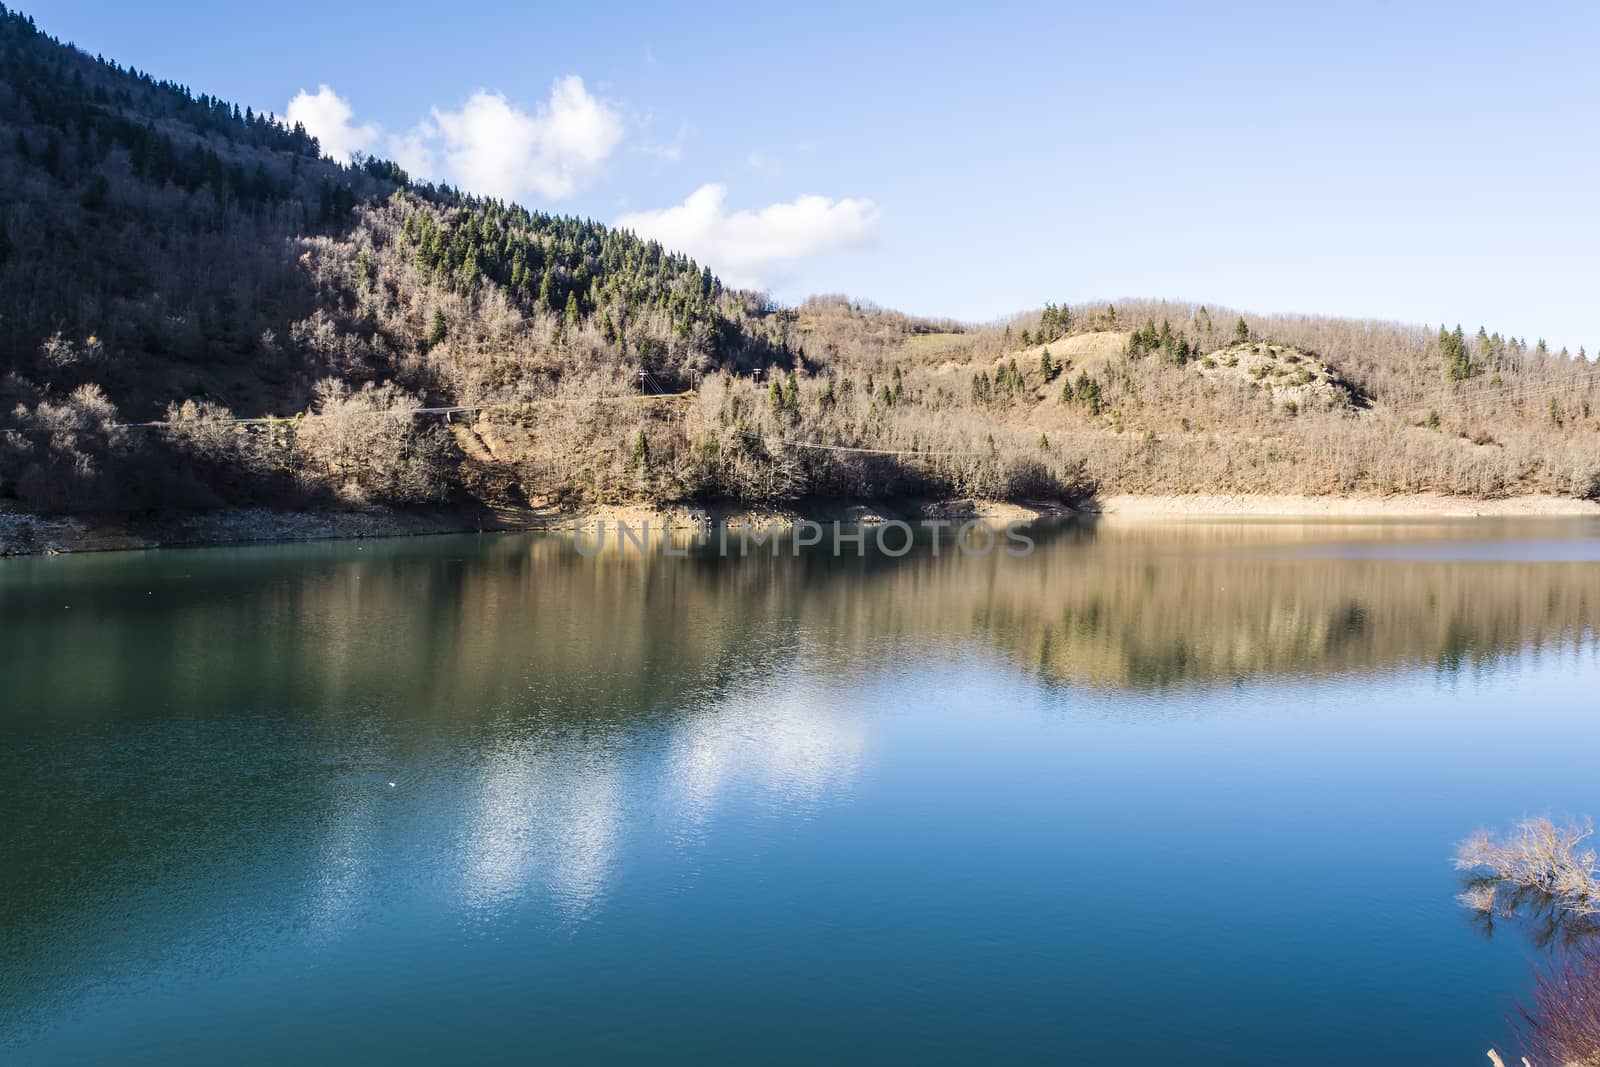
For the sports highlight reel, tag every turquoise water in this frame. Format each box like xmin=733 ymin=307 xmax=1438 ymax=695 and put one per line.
xmin=3 ymin=519 xmax=1598 ymax=1064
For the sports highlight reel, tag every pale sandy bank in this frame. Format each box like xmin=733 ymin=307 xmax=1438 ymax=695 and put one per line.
xmin=568 ymin=498 xmax=1071 ymax=531
xmin=1092 ymin=493 xmax=1600 ymax=519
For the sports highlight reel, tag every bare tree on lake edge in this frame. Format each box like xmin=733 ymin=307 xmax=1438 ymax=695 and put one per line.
xmin=1457 ymin=819 xmax=1600 ymax=1066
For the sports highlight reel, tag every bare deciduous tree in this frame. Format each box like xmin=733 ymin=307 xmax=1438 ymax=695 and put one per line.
xmin=294 ymin=380 xmax=451 ymax=504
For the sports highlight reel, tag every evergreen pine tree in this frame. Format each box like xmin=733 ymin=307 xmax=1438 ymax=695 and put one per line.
xmin=1443 ymin=324 xmax=1477 ymax=380
xmin=250 ymin=163 xmax=271 ymax=201
xmin=971 ymin=371 xmax=991 ymax=405
xmin=41 ymin=132 xmax=61 ymax=177
xmin=1074 ymin=372 xmax=1103 ymax=413
xmin=428 ymin=308 xmax=447 ymax=347
xmin=1233 ymin=316 xmax=1250 ymax=344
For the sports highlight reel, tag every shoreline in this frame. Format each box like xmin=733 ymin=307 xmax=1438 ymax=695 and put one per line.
xmin=2 ymin=493 xmax=1596 ymax=558
xmin=1091 ymin=493 xmax=1600 ymax=519
xmin=0 ymin=498 xmax=1073 ymax=558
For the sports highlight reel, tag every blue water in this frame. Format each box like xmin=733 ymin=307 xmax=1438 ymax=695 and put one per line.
xmin=2 ymin=519 xmax=1597 ymax=1064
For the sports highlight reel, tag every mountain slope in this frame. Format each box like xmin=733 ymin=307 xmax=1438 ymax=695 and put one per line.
xmin=0 ymin=4 xmax=800 ymax=512
xmin=1 ymin=4 xmax=1596 ymax=525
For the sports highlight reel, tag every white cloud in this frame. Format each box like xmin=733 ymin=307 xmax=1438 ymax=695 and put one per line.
xmin=285 ymin=77 xmax=622 ymax=202
xmin=385 ymin=121 xmax=438 ymax=185
xmin=615 ymin=184 xmax=879 ymax=288
xmin=429 ymin=78 xmax=622 ymax=201
xmin=286 ymin=85 xmax=379 ymax=164
xmin=636 ymin=118 xmax=692 ymax=164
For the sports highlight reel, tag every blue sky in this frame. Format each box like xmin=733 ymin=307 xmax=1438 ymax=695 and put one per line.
xmin=24 ymin=1 xmax=1600 ymax=351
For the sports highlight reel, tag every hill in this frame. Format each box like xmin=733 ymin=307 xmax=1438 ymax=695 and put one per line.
xmin=1 ymin=4 xmax=1597 ymax=536
xmin=0 ymin=4 xmax=799 ymax=515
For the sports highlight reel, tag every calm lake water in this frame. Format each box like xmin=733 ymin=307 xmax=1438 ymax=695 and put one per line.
xmin=3 ymin=518 xmax=1599 ymax=1065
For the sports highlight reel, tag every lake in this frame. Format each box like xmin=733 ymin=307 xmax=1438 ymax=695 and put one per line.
xmin=3 ymin=517 xmax=1598 ymax=1064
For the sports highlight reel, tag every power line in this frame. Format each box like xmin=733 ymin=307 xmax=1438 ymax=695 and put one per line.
xmin=731 ymin=426 xmax=993 ymax=458
xmin=1429 ymin=379 xmax=1600 ymax=417
xmin=0 ymin=391 xmax=693 ymax=435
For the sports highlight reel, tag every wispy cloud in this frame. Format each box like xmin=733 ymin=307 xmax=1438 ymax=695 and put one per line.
xmin=634 ymin=115 xmax=692 ymax=164
xmin=616 ymin=184 xmax=880 ymax=288
xmin=639 ymin=142 xmax=682 ymax=162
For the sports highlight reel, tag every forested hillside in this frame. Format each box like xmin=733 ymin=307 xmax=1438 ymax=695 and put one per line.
xmin=1 ymin=2 xmax=1596 ymax=525
xmin=0 ymin=3 xmax=807 ymax=513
